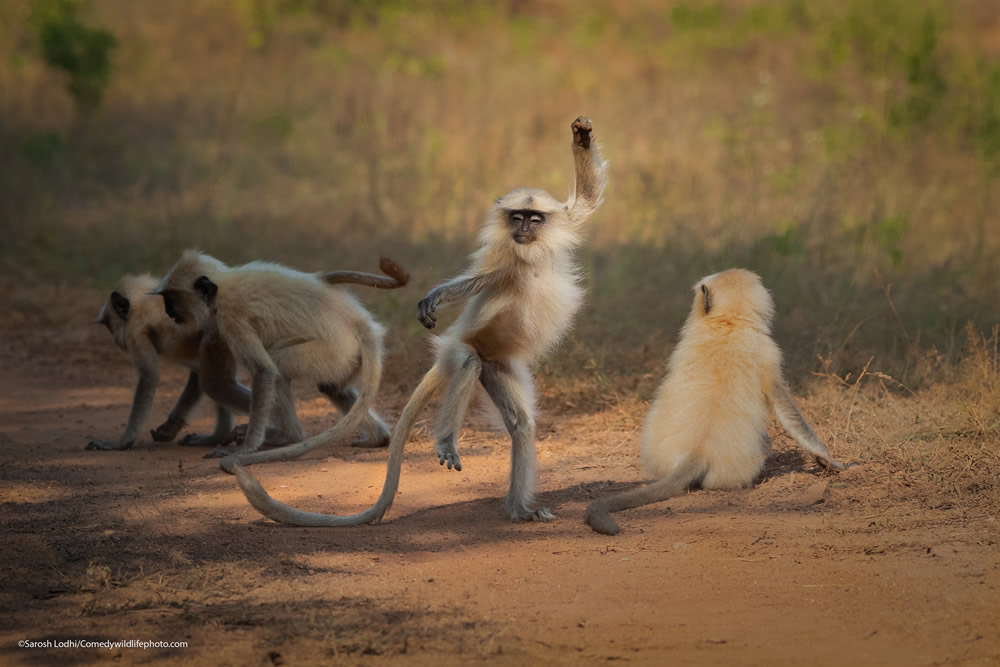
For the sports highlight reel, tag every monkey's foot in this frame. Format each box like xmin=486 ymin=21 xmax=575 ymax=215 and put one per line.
xmin=203 ymin=447 xmax=231 ymax=459
xmin=230 ymin=424 xmax=298 ymax=448
xmin=179 ymin=432 xmax=229 ymax=448
xmin=509 ymin=506 xmax=557 ymax=522
xmin=204 ymin=443 xmax=262 ymax=459
xmin=436 ymin=435 xmax=463 ymax=471
xmin=150 ymin=417 xmax=185 ymax=442
xmin=584 ymin=504 xmax=621 ymax=536
xmin=85 ymin=439 xmax=134 ymax=451
xmin=353 ymin=432 xmax=390 ymax=448
xmin=571 ymin=116 xmax=593 ymax=149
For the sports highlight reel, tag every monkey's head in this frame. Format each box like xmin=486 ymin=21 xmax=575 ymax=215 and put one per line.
xmin=97 ymin=274 xmax=158 ymax=350
xmin=154 ymin=251 xmax=228 ymax=330
xmin=693 ymin=269 xmax=774 ymax=330
xmin=481 ymin=188 xmax=580 ymax=260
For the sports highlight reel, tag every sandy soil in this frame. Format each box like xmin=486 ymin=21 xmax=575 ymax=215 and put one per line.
xmin=1 ymin=316 xmax=998 ymax=666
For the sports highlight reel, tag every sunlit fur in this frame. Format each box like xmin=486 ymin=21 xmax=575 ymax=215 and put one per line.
xmin=232 ymin=116 xmax=609 ymax=526
xmin=585 ymin=269 xmax=845 ymax=535
xmin=641 ymin=269 xmax=778 ymax=488
xmin=158 ymin=251 xmax=391 ymax=467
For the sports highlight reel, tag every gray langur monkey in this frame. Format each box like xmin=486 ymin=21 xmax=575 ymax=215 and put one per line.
xmin=154 ymin=253 xmax=408 ymax=466
xmin=585 ymin=269 xmax=847 ymax=536
xmin=86 ymin=272 xmax=276 ymax=451
xmin=231 ymin=115 xmax=609 ymax=525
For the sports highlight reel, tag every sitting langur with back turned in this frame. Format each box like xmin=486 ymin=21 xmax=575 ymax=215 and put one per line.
xmin=155 ymin=253 xmax=408 ymax=464
xmin=585 ymin=269 xmax=847 ymax=536
xmin=231 ymin=115 xmax=609 ymax=525
xmin=86 ymin=272 xmax=292 ymax=450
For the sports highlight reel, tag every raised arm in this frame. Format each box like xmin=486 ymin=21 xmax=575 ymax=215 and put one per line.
xmin=566 ymin=116 xmax=609 ymax=226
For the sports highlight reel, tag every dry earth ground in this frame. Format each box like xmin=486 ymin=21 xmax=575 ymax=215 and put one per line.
xmin=0 ymin=286 xmax=997 ymax=666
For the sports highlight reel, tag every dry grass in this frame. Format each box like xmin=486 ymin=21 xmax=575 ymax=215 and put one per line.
xmin=0 ymin=1 xmax=997 ymax=396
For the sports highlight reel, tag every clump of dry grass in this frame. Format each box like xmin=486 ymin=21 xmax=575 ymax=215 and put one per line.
xmin=803 ymin=324 xmax=1000 ymax=517
xmin=0 ymin=0 xmax=997 ymax=387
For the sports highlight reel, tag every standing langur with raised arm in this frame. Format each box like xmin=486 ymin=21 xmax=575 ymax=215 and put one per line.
xmin=232 ymin=116 xmax=609 ymax=525
xmin=154 ymin=255 xmax=409 ymax=464
xmin=585 ymin=269 xmax=847 ymax=536
xmin=86 ymin=272 xmax=285 ymax=451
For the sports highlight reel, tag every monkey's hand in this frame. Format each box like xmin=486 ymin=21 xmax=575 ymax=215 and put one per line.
xmin=817 ymin=455 xmax=848 ymax=472
xmin=571 ymin=116 xmax=593 ymax=149
xmin=418 ymin=291 xmax=441 ymax=329
xmin=85 ymin=438 xmax=134 ymax=451
xmin=150 ymin=416 xmax=186 ymax=442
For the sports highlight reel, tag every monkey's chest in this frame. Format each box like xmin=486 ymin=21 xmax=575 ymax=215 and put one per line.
xmin=466 ymin=273 xmax=582 ymax=361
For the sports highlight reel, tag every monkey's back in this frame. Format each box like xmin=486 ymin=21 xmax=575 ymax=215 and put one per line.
xmin=640 ymin=318 xmax=779 ymax=489
xmin=216 ymin=264 xmax=383 ymax=382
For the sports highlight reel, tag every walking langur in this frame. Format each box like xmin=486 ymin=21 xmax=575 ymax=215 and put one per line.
xmin=585 ymin=269 xmax=847 ymax=536
xmin=86 ymin=273 xmax=255 ymax=451
xmin=155 ymin=253 xmax=408 ymax=464
xmin=231 ymin=115 xmax=609 ymax=525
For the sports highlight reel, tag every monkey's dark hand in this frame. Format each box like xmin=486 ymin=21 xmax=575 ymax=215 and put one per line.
xmin=571 ymin=116 xmax=593 ymax=149
xmin=817 ymin=455 xmax=848 ymax=472
xmin=418 ymin=291 xmax=441 ymax=329
xmin=150 ymin=416 xmax=186 ymax=442
xmin=86 ymin=438 xmax=134 ymax=451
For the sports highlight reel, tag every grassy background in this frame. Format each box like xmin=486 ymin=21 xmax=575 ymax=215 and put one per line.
xmin=1 ymin=0 xmax=998 ymax=397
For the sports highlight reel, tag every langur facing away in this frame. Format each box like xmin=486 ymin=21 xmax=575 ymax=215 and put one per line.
xmin=585 ymin=269 xmax=847 ymax=536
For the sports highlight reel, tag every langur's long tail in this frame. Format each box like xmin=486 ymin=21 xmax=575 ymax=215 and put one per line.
xmin=584 ymin=456 xmax=705 ymax=536
xmin=320 ymin=257 xmax=410 ymax=289
xmin=231 ymin=365 xmax=444 ymax=527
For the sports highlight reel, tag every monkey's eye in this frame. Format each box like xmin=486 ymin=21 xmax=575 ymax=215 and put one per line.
xmin=511 ymin=212 xmax=525 ymax=224
xmin=529 ymin=213 xmax=544 ymax=224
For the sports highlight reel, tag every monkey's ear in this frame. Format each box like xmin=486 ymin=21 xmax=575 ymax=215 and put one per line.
xmin=701 ymin=284 xmax=712 ymax=314
xmin=193 ymin=276 xmax=218 ymax=303
xmin=110 ymin=291 xmax=130 ymax=320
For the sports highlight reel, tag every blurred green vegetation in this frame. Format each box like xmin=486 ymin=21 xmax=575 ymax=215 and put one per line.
xmin=0 ymin=0 xmax=997 ymax=394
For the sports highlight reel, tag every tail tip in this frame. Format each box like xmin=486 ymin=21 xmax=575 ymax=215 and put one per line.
xmin=379 ymin=256 xmax=410 ymax=286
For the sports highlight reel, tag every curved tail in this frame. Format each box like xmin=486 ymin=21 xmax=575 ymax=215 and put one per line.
xmin=321 ymin=257 xmax=410 ymax=289
xmin=219 ymin=327 xmax=384 ymax=472
xmin=584 ymin=456 xmax=704 ymax=536
xmin=231 ymin=365 xmax=445 ymax=526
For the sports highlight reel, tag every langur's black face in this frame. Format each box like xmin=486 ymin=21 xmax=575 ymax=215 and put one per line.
xmin=158 ymin=289 xmax=185 ymax=324
xmin=508 ymin=209 xmax=546 ymax=244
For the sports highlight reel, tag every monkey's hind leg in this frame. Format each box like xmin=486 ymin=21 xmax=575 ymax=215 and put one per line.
xmin=317 ymin=384 xmax=390 ymax=448
xmin=480 ymin=359 xmax=553 ymax=522
xmin=203 ymin=376 xmax=297 ymax=457
xmin=584 ymin=457 xmax=706 ymax=536
xmin=434 ymin=344 xmax=482 ymax=472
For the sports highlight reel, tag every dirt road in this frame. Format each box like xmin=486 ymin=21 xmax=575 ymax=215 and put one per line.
xmin=1 ymin=318 xmax=997 ymax=665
